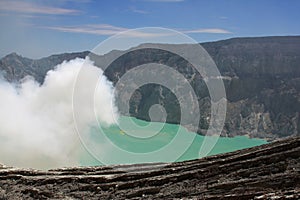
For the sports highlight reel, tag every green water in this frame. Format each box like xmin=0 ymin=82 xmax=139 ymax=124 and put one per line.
xmin=80 ymin=116 xmax=267 ymax=166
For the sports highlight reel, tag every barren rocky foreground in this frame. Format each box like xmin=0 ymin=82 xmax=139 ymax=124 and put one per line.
xmin=0 ymin=136 xmax=299 ymax=199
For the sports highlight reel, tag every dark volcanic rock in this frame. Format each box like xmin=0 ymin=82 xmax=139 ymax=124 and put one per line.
xmin=0 ymin=36 xmax=299 ymax=140
xmin=0 ymin=136 xmax=299 ymax=199
xmin=100 ymin=37 xmax=300 ymax=140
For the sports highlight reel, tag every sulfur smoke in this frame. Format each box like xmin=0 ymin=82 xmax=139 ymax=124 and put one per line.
xmin=0 ymin=58 xmax=118 ymax=169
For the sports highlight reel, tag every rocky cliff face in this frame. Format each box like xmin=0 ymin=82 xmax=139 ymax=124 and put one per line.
xmin=202 ymin=36 xmax=300 ymax=139
xmin=0 ymin=136 xmax=299 ymax=199
xmin=0 ymin=36 xmax=299 ymax=140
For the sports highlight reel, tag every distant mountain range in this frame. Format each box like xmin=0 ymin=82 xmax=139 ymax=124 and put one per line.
xmin=1 ymin=36 xmax=299 ymax=140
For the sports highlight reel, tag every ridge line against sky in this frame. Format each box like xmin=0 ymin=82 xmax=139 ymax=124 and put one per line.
xmin=0 ymin=0 xmax=299 ymax=58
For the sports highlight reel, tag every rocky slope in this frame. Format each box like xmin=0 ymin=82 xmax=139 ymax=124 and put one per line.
xmin=0 ymin=36 xmax=299 ymax=140
xmin=0 ymin=136 xmax=299 ymax=199
xmin=0 ymin=51 xmax=89 ymax=83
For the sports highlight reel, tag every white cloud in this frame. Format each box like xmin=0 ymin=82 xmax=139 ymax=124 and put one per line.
xmin=0 ymin=58 xmax=119 ymax=169
xmin=219 ymin=16 xmax=228 ymax=20
xmin=129 ymin=7 xmax=149 ymax=14
xmin=144 ymin=0 xmax=184 ymax=2
xmin=44 ymin=24 xmax=172 ymax=38
xmin=0 ymin=0 xmax=81 ymax=15
xmin=56 ymin=0 xmax=92 ymax=3
xmin=183 ymin=28 xmax=232 ymax=34
xmin=45 ymin=24 xmax=127 ymax=35
xmin=44 ymin=24 xmax=232 ymax=37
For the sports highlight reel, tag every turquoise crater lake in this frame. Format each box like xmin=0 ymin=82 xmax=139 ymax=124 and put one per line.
xmin=80 ymin=116 xmax=267 ymax=166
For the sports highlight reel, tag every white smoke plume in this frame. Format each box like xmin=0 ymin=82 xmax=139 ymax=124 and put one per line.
xmin=0 ymin=58 xmax=118 ymax=169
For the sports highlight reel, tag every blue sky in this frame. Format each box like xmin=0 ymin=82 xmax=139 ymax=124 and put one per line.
xmin=0 ymin=0 xmax=299 ymax=58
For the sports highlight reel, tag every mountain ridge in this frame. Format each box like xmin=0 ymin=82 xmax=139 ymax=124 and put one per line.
xmin=0 ymin=36 xmax=299 ymax=140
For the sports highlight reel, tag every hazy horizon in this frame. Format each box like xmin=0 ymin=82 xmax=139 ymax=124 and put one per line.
xmin=2 ymin=34 xmax=300 ymax=60
xmin=1 ymin=0 xmax=299 ymax=58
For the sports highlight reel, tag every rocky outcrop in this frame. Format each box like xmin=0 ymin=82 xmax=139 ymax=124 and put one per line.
xmin=0 ymin=136 xmax=299 ymax=199
xmin=0 ymin=36 xmax=299 ymax=140
xmin=0 ymin=51 xmax=89 ymax=83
